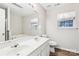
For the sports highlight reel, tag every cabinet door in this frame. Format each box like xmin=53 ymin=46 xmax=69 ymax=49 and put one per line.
xmin=0 ymin=8 xmax=5 ymax=42
xmin=40 ymin=42 xmax=50 ymax=56
xmin=29 ymin=41 xmax=50 ymax=56
xmin=28 ymin=48 xmax=41 ymax=56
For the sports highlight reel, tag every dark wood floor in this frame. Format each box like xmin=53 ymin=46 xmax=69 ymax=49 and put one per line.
xmin=50 ymin=48 xmax=79 ymax=56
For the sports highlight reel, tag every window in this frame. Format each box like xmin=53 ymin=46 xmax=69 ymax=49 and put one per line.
xmin=59 ymin=20 xmax=73 ymax=27
xmin=57 ymin=11 xmax=76 ymax=28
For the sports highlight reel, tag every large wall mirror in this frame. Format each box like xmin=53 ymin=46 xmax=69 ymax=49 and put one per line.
xmin=10 ymin=3 xmax=39 ymax=40
xmin=0 ymin=3 xmax=45 ymax=41
xmin=0 ymin=3 xmax=40 ymax=41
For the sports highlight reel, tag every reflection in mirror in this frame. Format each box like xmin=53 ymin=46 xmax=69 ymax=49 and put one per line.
xmin=30 ymin=14 xmax=39 ymax=36
xmin=9 ymin=3 xmax=39 ymax=40
xmin=0 ymin=8 xmax=5 ymax=42
xmin=0 ymin=4 xmax=12 ymax=41
xmin=0 ymin=3 xmax=47 ymax=43
xmin=0 ymin=3 xmax=43 ymax=41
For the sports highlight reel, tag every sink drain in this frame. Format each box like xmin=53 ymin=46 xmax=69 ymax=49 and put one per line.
xmin=16 ymin=53 xmax=20 ymax=56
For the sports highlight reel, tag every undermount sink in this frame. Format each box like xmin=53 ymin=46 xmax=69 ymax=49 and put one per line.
xmin=7 ymin=45 xmax=30 ymax=56
xmin=0 ymin=45 xmax=30 ymax=56
xmin=23 ymin=39 xmax=40 ymax=46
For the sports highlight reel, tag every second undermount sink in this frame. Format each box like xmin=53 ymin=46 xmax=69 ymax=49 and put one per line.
xmin=18 ymin=38 xmax=41 ymax=47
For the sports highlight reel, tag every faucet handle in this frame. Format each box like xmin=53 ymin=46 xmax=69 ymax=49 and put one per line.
xmin=11 ymin=43 xmax=19 ymax=48
xmin=14 ymin=43 xmax=19 ymax=47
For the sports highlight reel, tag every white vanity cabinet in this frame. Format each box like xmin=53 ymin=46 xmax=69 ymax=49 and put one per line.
xmin=40 ymin=42 xmax=49 ymax=56
xmin=28 ymin=41 xmax=49 ymax=56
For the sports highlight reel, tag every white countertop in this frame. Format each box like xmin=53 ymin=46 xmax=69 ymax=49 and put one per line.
xmin=0 ymin=36 xmax=49 ymax=56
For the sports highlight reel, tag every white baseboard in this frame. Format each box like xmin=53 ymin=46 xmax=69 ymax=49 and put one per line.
xmin=56 ymin=47 xmax=79 ymax=53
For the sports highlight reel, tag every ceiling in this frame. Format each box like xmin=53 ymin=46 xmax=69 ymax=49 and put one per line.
xmin=0 ymin=3 xmax=65 ymax=16
xmin=0 ymin=3 xmax=37 ymax=16
xmin=40 ymin=3 xmax=65 ymax=10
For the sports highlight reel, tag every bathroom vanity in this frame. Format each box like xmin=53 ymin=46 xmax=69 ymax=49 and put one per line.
xmin=28 ymin=39 xmax=49 ymax=56
xmin=0 ymin=36 xmax=50 ymax=56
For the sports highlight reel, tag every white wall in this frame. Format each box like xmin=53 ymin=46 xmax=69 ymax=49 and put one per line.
xmin=23 ymin=4 xmax=46 ymax=36
xmin=46 ymin=3 xmax=79 ymax=52
xmin=10 ymin=12 xmax=23 ymax=35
